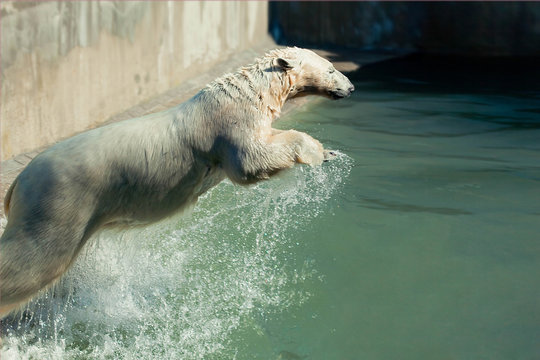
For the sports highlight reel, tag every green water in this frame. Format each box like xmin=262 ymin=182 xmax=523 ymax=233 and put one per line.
xmin=2 ymin=56 xmax=540 ymax=359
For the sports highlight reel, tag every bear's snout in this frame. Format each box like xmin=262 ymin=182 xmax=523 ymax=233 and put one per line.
xmin=328 ymin=71 xmax=354 ymax=99
xmin=329 ymin=81 xmax=354 ymax=99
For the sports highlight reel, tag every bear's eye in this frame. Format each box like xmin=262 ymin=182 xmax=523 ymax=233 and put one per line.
xmin=329 ymin=68 xmax=335 ymax=74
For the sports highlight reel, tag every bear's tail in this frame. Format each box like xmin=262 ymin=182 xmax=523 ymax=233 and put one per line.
xmin=4 ymin=178 xmax=17 ymax=218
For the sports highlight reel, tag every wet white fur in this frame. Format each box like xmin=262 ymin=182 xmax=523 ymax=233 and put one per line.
xmin=0 ymin=48 xmax=353 ymax=317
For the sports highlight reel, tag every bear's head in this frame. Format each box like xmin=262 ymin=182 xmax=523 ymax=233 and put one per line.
xmin=274 ymin=47 xmax=355 ymax=100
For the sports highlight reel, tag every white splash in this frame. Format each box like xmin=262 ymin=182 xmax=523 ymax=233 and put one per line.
xmin=1 ymin=153 xmax=352 ymax=359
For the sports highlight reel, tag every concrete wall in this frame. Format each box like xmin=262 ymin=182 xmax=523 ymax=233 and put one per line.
xmin=270 ymin=2 xmax=540 ymax=56
xmin=0 ymin=1 xmax=269 ymax=161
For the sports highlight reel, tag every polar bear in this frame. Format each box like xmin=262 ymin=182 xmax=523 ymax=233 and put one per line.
xmin=0 ymin=47 xmax=354 ymax=317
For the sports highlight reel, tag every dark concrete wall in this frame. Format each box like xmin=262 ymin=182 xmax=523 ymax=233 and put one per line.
xmin=270 ymin=2 xmax=540 ymax=56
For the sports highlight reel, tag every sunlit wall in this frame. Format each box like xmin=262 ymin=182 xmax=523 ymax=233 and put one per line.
xmin=0 ymin=1 xmax=268 ymax=161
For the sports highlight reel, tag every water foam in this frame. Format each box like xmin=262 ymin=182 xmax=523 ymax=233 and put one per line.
xmin=1 ymin=153 xmax=352 ymax=359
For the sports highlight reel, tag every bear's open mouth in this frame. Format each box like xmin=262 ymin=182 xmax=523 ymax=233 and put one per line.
xmin=327 ymin=89 xmax=351 ymax=99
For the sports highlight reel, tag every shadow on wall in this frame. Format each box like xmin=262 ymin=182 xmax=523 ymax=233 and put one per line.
xmin=348 ymin=54 xmax=540 ymax=97
xmin=269 ymin=2 xmax=540 ymax=56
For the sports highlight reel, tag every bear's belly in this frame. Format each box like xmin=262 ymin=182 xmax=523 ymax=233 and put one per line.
xmin=193 ymin=165 xmax=226 ymax=197
xmin=103 ymin=165 xmax=226 ymax=228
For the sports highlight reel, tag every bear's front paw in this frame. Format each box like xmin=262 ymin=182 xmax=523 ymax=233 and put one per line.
xmin=295 ymin=133 xmax=324 ymax=166
xmin=323 ymin=150 xmax=337 ymax=162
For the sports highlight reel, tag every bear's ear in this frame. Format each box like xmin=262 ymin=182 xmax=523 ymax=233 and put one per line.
xmin=276 ymin=58 xmax=294 ymax=71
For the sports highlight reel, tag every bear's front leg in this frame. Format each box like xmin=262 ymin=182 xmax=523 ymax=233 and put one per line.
xmin=271 ymin=129 xmax=325 ymax=165
xmin=223 ymin=129 xmax=333 ymax=184
xmin=271 ymin=128 xmax=337 ymax=163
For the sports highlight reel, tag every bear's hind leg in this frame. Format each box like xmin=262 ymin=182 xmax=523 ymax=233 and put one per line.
xmin=0 ymin=219 xmax=90 ymax=318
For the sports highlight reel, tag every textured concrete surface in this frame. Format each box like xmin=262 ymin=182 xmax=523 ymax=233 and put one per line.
xmin=1 ymin=1 xmax=269 ymax=161
xmin=0 ymin=46 xmax=394 ymax=219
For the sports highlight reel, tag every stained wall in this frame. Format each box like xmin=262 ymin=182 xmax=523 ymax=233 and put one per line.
xmin=1 ymin=1 xmax=269 ymax=160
